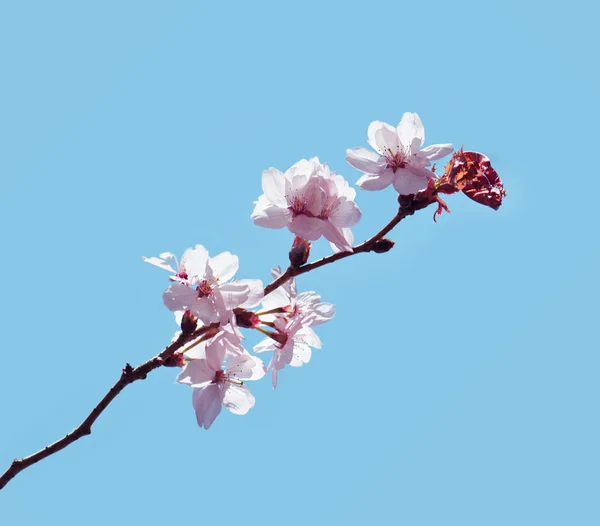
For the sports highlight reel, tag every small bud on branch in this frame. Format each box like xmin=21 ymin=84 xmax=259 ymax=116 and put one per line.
xmin=371 ymin=238 xmax=395 ymax=254
xmin=289 ymin=237 xmax=312 ymax=267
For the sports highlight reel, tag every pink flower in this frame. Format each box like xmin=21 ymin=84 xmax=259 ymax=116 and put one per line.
xmin=346 ymin=112 xmax=453 ymax=195
xmin=142 ymin=248 xmax=207 ymax=283
xmin=177 ymin=332 xmax=265 ymax=429
xmin=251 ymin=157 xmax=361 ymax=252
xmin=144 ymin=245 xmax=263 ymax=324
xmin=254 ymin=316 xmax=323 ymax=389
xmin=260 ymin=267 xmax=336 ymax=327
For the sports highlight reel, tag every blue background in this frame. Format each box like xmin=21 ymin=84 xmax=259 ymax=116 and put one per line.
xmin=1 ymin=1 xmax=598 ymax=524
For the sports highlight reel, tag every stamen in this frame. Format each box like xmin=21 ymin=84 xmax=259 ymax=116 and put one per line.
xmin=196 ymin=279 xmax=213 ymax=298
xmin=383 ymin=147 xmax=409 ymax=173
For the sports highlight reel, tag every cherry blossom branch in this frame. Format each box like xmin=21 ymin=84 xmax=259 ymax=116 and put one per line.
xmin=264 ymin=196 xmax=434 ymax=296
xmin=0 ymin=107 xmax=506 ymax=496
xmin=0 ymin=323 xmax=219 ymax=491
xmin=0 ymin=195 xmax=435 ymax=492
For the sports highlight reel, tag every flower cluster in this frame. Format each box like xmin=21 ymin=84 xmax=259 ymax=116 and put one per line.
xmin=251 ymin=157 xmax=361 ymax=252
xmin=144 ymin=111 xmax=506 ymax=430
xmin=143 ymin=247 xmax=335 ymax=429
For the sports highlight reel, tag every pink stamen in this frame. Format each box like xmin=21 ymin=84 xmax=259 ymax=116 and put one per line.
xmin=196 ymin=279 xmax=213 ymax=298
xmin=384 ymin=148 xmax=408 ymax=173
xmin=213 ymin=370 xmax=226 ymax=384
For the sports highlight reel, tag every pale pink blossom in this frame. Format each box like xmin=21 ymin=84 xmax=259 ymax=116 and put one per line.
xmin=346 ymin=112 xmax=453 ymax=195
xmin=254 ymin=317 xmax=322 ymax=389
xmin=177 ymin=332 xmax=265 ymax=429
xmin=144 ymin=245 xmax=263 ymax=324
xmin=142 ymin=248 xmax=207 ymax=283
xmin=251 ymin=157 xmax=361 ymax=252
xmin=260 ymin=267 xmax=335 ymax=327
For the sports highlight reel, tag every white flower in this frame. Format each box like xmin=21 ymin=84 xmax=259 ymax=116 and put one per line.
xmin=144 ymin=245 xmax=263 ymax=324
xmin=254 ymin=317 xmax=323 ymax=389
xmin=260 ymin=267 xmax=335 ymax=327
xmin=346 ymin=112 xmax=453 ymax=195
xmin=142 ymin=248 xmax=207 ymax=283
xmin=251 ymin=157 xmax=361 ymax=252
xmin=177 ymin=332 xmax=265 ymax=430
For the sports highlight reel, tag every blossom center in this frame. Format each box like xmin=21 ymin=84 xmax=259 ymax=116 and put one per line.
xmin=196 ymin=279 xmax=213 ymax=298
xmin=289 ymin=195 xmax=307 ymax=216
xmin=319 ymin=200 xmax=339 ymax=220
xmin=383 ymin=148 xmax=409 ymax=173
xmin=213 ymin=369 xmax=226 ymax=384
xmin=212 ymin=369 xmax=243 ymax=385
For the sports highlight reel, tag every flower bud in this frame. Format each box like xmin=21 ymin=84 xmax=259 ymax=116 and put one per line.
xmin=397 ymin=193 xmax=416 ymax=209
xmin=398 ymin=179 xmax=439 ymax=212
xmin=163 ymin=352 xmax=186 ymax=368
xmin=233 ymin=307 xmax=261 ymax=329
xmin=180 ymin=310 xmax=198 ymax=336
xmin=289 ymin=237 xmax=311 ymax=267
xmin=371 ymin=238 xmax=395 ymax=254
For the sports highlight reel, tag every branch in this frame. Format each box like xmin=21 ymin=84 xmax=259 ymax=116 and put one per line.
xmin=0 ymin=323 xmax=218 ymax=491
xmin=0 ymin=194 xmax=435 ymax=491
xmin=264 ymin=197 xmax=433 ymax=296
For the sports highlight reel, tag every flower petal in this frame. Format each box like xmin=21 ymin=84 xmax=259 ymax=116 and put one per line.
xmin=254 ymin=337 xmax=276 ymax=354
xmin=177 ymin=358 xmax=216 ymax=387
xmin=392 ymin=167 xmax=431 ymax=195
xmin=236 ymin=279 xmax=264 ymax=308
xmin=209 ymin=252 xmax=239 ymax=282
xmin=289 ymin=215 xmax=326 ymax=241
xmin=222 ymin=383 xmax=255 ymax=415
xmin=322 ymin=222 xmax=353 ymax=252
xmin=251 ymin=195 xmax=292 ymax=229
xmin=219 ymin=282 xmax=250 ymax=310
xmin=180 ymin=245 xmax=209 ymax=281
xmin=396 ymin=112 xmax=424 ymax=152
xmin=367 ymin=121 xmax=399 ymax=154
xmin=227 ymin=353 xmax=265 ymax=381
xmin=356 ymin=170 xmax=394 ymax=191
xmin=142 ymin=256 xmax=176 ymax=274
xmin=162 ymin=283 xmax=198 ymax=312
xmin=261 ymin=284 xmax=289 ymax=311
xmin=192 ymin=384 xmax=223 ymax=430
xmin=261 ymin=168 xmax=287 ymax=207
xmin=290 ymin=342 xmax=311 ymax=367
xmin=289 ymin=158 xmax=319 ymax=178
xmin=313 ymin=302 xmax=336 ymax=324
xmin=182 ymin=337 xmax=208 ymax=360
xmin=298 ymin=326 xmax=322 ymax=349
xmin=274 ymin=341 xmax=294 ymax=369
xmin=416 ymin=143 xmax=453 ymax=161
xmin=205 ymin=338 xmax=227 ymax=371
xmin=218 ymin=325 xmax=246 ymax=357
xmin=190 ymin=297 xmax=218 ymax=324
xmin=346 ymin=147 xmax=386 ymax=174
xmin=329 ymin=198 xmax=361 ymax=228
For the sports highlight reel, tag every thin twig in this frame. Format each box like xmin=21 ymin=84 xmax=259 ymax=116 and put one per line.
xmin=0 ymin=195 xmax=434 ymax=491
xmin=0 ymin=323 xmax=218 ymax=490
xmin=264 ymin=199 xmax=429 ymax=296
